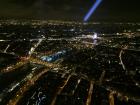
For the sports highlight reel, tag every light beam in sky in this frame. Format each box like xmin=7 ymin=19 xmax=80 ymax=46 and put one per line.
xmin=84 ymin=0 xmax=102 ymax=22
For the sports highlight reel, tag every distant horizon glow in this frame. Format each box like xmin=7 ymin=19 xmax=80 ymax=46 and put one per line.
xmin=84 ymin=0 xmax=103 ymax=22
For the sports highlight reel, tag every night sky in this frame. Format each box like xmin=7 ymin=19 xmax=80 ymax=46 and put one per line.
xmin=0 ymin=0 xmax=139 ymax=22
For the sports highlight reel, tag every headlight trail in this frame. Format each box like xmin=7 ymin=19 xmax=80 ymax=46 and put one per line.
xmin=84 ymin=0 xmax=103 ymax=22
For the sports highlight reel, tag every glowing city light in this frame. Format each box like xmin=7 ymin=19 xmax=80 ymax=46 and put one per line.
xmin=84 ymin=0 xmax=102 ymax=22
xmin=93 ymin=32 xmax=98 ymax=39
xmin=40 ymin=50 xmax=67 ymax=62
xmin=93 ymin=33 xmax=98 ymax=45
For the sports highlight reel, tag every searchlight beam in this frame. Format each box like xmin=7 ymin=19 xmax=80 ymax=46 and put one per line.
xmin=84 ymin=0 xmax=102 ymax=22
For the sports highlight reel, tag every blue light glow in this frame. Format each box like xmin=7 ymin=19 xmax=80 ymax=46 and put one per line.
xmin=40 ymin=50 xmax=67 ymax=62
xmin=84 ymin=0 xmax=102 ymax=22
